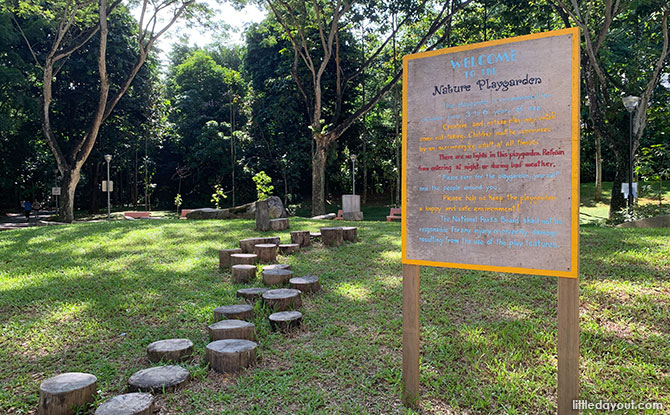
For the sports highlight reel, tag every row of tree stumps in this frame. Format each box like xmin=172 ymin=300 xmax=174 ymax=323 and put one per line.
xmin=36 ymin=222 xmax=357 ymax=415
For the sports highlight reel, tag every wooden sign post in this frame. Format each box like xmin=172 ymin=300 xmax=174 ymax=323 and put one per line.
xmin=401 ymin=28 xmax=580 ymax=414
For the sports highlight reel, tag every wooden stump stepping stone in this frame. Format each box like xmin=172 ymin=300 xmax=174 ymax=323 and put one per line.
xmin=264 ymin=263 xmax=291 ymax=271
xmin=290 ymin=230 xmax=311 ymax=247
xmin=230 ymin=253 xmax=257 ymax=266
xmin=236 ymin=287 xmax=268 ymax=303
xmin=278 ymin=243 xmax=300 ymax=255
xmin=206 ymin=339 xmax=257 ymax=373
xmin=239 ymin=237 xmax=280 ymax=253
xmin=127 ymin=366 xmax=189 ymax=393
xmin=289 ymin=275 xmax=321 ymax=293
xmin=262 ymin=268 xmax=293 ymax=286
xmin=219 ymin=248 xmax=242 ymax=269
xmin=95 ymin=393 xmax=155 ymax=415
xmin=208 ymin=319 xmax=255 ymax=341
xmin=270 ymin=218 xmax=289 ymax=230
xmin=262 ymin=288 xmax=302 ymax=311
xmin=320 ymin=227 xmax=343 ymax=246
xmin=147 ymin=339 xmax=193 ymax=363
xmin=310 ymin=232 xmax=321 ymax=241
xmin=231 ymin=264 xmax=257 ymax=283
xmin=254 ymin=243 xmax=277 ymax=263
xmin=269 ymin=311 xmax=303 ymax=332
xmin=214 ymin=304 xmax=254 ymax=321
xmin=39 ymin=372 xmax=97 ymax=415
xmin=342 ymin=226 xmax=357 ymax=242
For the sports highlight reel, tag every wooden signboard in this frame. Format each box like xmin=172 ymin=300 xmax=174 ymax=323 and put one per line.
xmin=401 ymin=28 xmax=580 ymax=414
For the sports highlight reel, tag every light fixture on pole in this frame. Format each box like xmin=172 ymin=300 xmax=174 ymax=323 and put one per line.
xmin=621 ymin=95 xmax=640 ymax=216
xmin=53 ymin=168 xmax=59 ymax=213
xmin=104 ymin=154 xmax=112 ymax=220
xmin=351 ymin=154 xmax=357 ymax=195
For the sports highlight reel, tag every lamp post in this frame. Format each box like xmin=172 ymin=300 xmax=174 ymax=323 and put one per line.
xmin=104 ymin=154 xmax=112 ymax=220
xmin=351 ymin=154 xmax=357 ymax=195
xmin=53 ymin=169 xmax=59 ymax=213
xmin=622 ymin=95 xmax=640 ymax=217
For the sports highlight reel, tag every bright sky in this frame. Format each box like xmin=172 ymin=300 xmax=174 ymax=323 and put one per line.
xmin=134 ymin=2 xmax=267 ymax=63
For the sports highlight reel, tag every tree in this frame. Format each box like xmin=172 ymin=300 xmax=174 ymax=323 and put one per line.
xmin=8 ymin=0 xmax=195 ymax=222
xmin=265 ymin=0 xmax=475 ymax=215
xmin=554 ymin=0 xmax=670 ymax=217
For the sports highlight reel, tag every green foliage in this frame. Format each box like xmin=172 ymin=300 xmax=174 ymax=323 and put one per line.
xmin=174 ymin=193 xmax=182 ymax=210
xmin=210 ymin=184 xmax=227 ymax=209
xmin=636 ymin=144 xmax=670 ymax=205
xmin=252 ymin=171 xmax=273 ymax=201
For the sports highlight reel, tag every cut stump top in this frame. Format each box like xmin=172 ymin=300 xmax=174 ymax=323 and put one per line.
xmin=263 ymin=288 xmax=301 ymax=300
xmin=206 ymin=339 xmax=257 ymax=354
xmin=40 ymin=372 xmax=97 ymax=394
xmin=127 ymin=366 xmax=189 ymax=392
xmin=95 ymin=393 xmax=154 ymax=415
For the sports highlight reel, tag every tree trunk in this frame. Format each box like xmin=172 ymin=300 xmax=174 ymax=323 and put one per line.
xmin=311 ymin=136 xmax=328 ymax=216
xmin=594 ymin=135 xmax=602 ymax=202
xmin=89 ymin=162 xmax=101 ymax=214
xmin=59 ymin=169 xmax=82 ymax=223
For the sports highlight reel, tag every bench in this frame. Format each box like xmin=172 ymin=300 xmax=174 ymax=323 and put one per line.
xmin=386 ymin=208 xmax=401 ymax=222
xmin=334 ymin=209 xmax=343 ymax=220
xmin=180 ymin=209 xmax=194 ymax=219
xmin=124 ymin=211 xmax=150 ymax=220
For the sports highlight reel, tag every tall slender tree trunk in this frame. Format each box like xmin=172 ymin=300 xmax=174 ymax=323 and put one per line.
xmin=89 ymin=161 xmax=101 ymax=213
xmin=60 ymin=169 xmax=81 ymax=223
xmin=594 ymin=135 xmax=602 ymax=202
xmin=609 ymin=152 xmax=628 ymax=218
xmin=312 ymin=136 xmax=328 ymax=216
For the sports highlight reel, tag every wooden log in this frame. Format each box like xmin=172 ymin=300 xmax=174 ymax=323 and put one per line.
xmin=230 ymin=253 xmax=258 ymax=266
xmin=278 ymin=243 xmax=300 ymax=255
xmin=236 ymin=287 xmax=268 ymax=303
xmin=262 ymin=269 xmax=293 ymax=286
xmin=213 ymin=304 xmax=254 ymax=321
xmin=262 ymin=288 xmax=302 ymax=311
xmin=208 ymin=319 xmax=256 ymax=341
xmin=270 ymin=218 xmax=289 ymax=230
xmin=341 ymin=226 xmax=357 ymax=242
xmin=95 ymin=393 xmax=155 ymax=415
xmin=219 ymin=248 xmax=242 ymax=269
xmin=231 ymin=265 xmax=257 ymax=283
xmin=239 ymin=237 xmax=281 ymax=253
xmin=289 ymin=275 xmax=321 ymax=293
xmin=290 ymin=230 xmax=311 ymax=247
xmin=254 ymin=243 xmax=277 ymax=263
xmin=39 ymin=372 xmax=97 ymax=415
xmin=147 ymin=338 xmax=194 ymax=363
xmin=269 ymin=311 xmax=303 ymax=332
xmin=127 ymin=366 xmax=189 ymax=393
xmin=255 ymin=199 xmax=270 ymax=231
xmin=320 ymin=227 xmax=343 ymax=246
xmin=263 ymin=264 xmax=291 ymax=271
xmin=206 ymin=339 xmax=257 ymax=373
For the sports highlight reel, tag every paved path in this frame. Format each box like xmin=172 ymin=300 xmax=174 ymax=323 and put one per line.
xmin=0 ymin=210 xmax=57 ymax=231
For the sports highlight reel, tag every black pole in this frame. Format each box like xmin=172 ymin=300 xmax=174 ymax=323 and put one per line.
xmin=628 ymin=111 xmax=634 ymax=214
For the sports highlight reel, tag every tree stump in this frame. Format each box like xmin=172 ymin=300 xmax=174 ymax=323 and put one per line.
xmin=278 ymin=244 xmax=300 ymax=255
xmin=310 ymin=232 xmax=321 ymax=241
xmin=269 ymin=311 xmax=303 ymax=332
xmin=205 ymin=339 xmax=257 ymax=373
xmin=255 ymin=199 xmax=270 ymax=231
xmin=254 ymin=244 xmax=277 ymax=263
xmin=269 ymin=218 xmax=289 ymax=230
xmin=95 ymin=393 xmax=155 ymax=415
xmin=289 ymin=275 xmax=321 ymax=293
xmin=219 ymin=248 xmax=242 ymax=269
xmin=341 ymin=226 xmax=357 ymax=242
xmin=290 ymin=230 xmax=311 ymax=247
xmin=230 ymin=253 xmax=258 ymax=266
xmin=236 ymin=287 xmax=268 ymax=303
xmin=39 ymin=372 xmax=97 ymax=415
xmin=146 ymin=339 xmax=193 ymax=363
xmin=263 ymin=264 xmax=291 ymax=271
xmin=320 ymin=227 xmax=343 ymax=246
xmin=239 ymin=237 xmax=280 ymax=253
xmin=231 ymin=265 xmax=257 ymax=283
xmin=208 ymin=319 xmax=255 ymax=341
xmin=262 ymin=289 xmax=302 ymax=311
xmin=262 ymin=269 xmax=293 ymax=286
xmin=213 ymin=304 xmax=254 ymax=321
xmin=127 ymin=366 xmax=189 ymax=393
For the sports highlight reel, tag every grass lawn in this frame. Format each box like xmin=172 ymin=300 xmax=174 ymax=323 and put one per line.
xmin=0 ymin=218 xmax=668 ymax=414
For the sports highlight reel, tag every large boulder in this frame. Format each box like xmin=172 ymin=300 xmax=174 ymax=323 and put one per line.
xmin=616 ymin=215 xmax=670 ymax=228
xmin=186 ymin=196 xmax=287 ymax=220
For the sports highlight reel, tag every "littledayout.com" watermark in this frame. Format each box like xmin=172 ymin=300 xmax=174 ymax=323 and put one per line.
xmin=573 ymin=400 xmax=664 ymax=412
